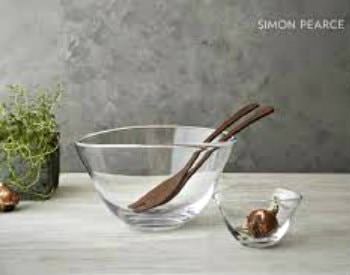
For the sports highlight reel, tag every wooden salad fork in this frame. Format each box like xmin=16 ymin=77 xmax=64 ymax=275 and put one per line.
xmin=129 ymin=105 xmax=274 ymax=213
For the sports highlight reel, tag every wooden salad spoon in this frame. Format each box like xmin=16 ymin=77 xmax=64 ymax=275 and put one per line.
xmin=128 ymin=103 xmax=259 ymax=211
xmin=129 ymin=105 xmax=274 ymax=212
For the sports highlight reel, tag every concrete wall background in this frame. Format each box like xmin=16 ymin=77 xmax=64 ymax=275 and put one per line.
xmin=0 ymin=0 xmax=349 ymax=172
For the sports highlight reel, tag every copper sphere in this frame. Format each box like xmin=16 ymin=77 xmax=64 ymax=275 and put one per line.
xmin=246 ymin=208 xmax=278 ymax=238
xmin=0 ymin=183 xmax=20 ymax=212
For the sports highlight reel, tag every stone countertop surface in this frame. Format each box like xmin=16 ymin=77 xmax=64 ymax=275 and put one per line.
xmin=0 ymin=173 xmax=349 ymax=275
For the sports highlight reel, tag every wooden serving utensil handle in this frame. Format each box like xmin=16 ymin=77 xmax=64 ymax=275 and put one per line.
xmin=186 ymin=106 xmax=274 ymax=178
xmin=204 ymin=103 xmax=259 ymax=142
xmin=179 ymin=103 xmax=260 ymax=173
xmin=221 ymin=106 xmax=274 ymax=142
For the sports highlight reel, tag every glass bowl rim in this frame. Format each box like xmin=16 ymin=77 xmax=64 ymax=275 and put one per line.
xmin=75 ymin=124 xmax=237 ymax=149
xmin=213 ymin=188 xmax=303 ymax=203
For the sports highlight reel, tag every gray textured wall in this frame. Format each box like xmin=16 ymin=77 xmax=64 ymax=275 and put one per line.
xmin=0 ymin=0 xmax=350 ymax=172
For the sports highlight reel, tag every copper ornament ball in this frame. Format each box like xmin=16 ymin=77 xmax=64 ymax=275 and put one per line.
xmin=246 ymin=208 xmax=278 ymax=238
xmin=0 ymin=183 xmax=20 ymax=212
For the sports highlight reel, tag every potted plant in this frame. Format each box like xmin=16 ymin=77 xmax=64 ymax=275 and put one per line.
xmin=0 ymin=84 xmax=62 ymax=200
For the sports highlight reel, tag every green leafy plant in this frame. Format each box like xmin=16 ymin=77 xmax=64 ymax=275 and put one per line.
xmin=0 ymin=84 xmax=62 ymax=198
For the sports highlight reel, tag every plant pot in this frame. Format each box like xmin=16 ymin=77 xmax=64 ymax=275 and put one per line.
xmin=0 ymin=147 xmax=60 ymax=200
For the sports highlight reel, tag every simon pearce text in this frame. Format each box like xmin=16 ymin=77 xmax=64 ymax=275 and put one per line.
xmin=258 ymin=18 xmax=345 ymax=31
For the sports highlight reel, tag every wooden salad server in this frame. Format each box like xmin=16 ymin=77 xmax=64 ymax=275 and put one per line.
xmin=129 ymin=105 xmax=274 ymax=212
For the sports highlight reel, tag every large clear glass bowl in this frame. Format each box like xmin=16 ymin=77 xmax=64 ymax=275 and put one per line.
xmin=75 ymin=125 xmax=234 ymax=231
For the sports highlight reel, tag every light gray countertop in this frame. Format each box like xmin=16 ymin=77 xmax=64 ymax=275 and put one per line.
xmin=1 ymin=173 xmax=349 ymax=275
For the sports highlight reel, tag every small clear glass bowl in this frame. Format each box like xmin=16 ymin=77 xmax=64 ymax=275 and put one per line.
xmin=214 ymin=186 xmax=302 ymax=248
xmin=75 ymin=125 xmax=234 ymax=231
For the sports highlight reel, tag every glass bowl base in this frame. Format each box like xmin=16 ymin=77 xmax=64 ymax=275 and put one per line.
xmin=101 ymin=187 xmax=213 ymax=231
